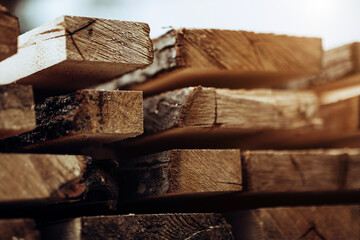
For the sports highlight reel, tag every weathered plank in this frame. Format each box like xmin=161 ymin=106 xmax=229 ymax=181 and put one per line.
xmin=119 ymin=149 xmax=241 ymax=199
xmin=0 ymin=5 xmax=18 ymax=61
xmin=0 ymin=84 xmax=36 ymax=139
xmin=0 ymin=90 xmax=143 ymax=152
xmin=39 ymin=213 xmax=234 ymax=240
xmin=116 ymin=86 xmax=320 ymax=154
xmin=285 ymin=42 xmax=360 ymax=90
xmin=96 ymin=28 xmax=322 ymax=96
xmin=0 ymin=16 xmax=153 ymax=89
xmin=226 ymin=205 xmax=360 ymax=240
xmin=230 ymin=95 xmax=360 ymax=150
xmin=243 ymin=149 xmax=360 ymax=192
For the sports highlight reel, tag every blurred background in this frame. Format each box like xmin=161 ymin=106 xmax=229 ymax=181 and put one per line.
xmin=0 ymin=0 xmax=359 ymax=50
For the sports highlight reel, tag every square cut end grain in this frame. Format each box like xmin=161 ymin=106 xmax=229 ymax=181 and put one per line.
xmin=0 ymin=16 xmax=153 ymax=89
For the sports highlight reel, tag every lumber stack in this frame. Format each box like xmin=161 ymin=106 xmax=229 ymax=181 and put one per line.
xmin=1 ymin=5 xmax=360 ymax=239
xmin=96 ymin=28 xmax=322 ymax=96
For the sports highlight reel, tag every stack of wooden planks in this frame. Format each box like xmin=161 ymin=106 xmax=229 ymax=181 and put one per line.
xmin=1 ymin=4 xmax=359 ymax=239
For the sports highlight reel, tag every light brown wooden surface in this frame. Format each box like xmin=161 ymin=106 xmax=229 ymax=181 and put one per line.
xmin=285 ymin=42 xmax=360 ymax=91
xmin=96 ymin=28 xmax=322 ymax=96
xmin=227 ymin=205 xmax=360 ymax=240
xmin=283 ymin=42 xmax=360 ymax=105
xmin=0 ymin=5 xmax=19 ymax=61
xmin=0 ymin=219 xmax=39 ymax=240
xmin=243 ymin=149 xmax=360 ymax=192
xmin=119 ymin=149 xmax=241 ymax=199
xmin=39 ymin=213 xmax=234 ymax=240
xmin=117 ymin=86 xmax=320 ymax=154
xmin=229 ymin=95 xmax=360 ymax=150
xmin=0 ymin=84 xmax=36 ymax=139
xmin=0 ymin=153 xmax=88 ymax=202
xmin=0 ymin=90 xmax=143 ymax=152
xmin=0 ymin=15 xmax=153 ymax=90
xmin=144 ymin=87 xmax=320 ymax=132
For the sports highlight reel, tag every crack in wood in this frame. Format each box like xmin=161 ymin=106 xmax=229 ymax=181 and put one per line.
xmin=298 ymin=224 xmax=326 ymax=240
xmin=289 ymin=155 xmax=306 ymax=186
xmin=41 ymin=19 xmax=97 ymax=61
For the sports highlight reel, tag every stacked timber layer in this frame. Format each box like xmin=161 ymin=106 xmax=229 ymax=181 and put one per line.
xmin=2 ymin=6 xmax=360 ymax=239
xmin=115 ymin=86 xmax=321 ymax=154
xmin=96 ymin=28 xmax=323 ymax=96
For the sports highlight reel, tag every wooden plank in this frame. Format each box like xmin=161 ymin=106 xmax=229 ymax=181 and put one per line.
xmin=229 ymin=95 xmax=360 ymax=150
xmin=118 ymin=148 xmax=360 ymax=201
xmin=96 ymin=28 xmax=322 ymax=96
xmin=117 ymin=86 xmax=320 ymax=154
xmin=283 ymin=42 xmax=360 ymax=105
xmin=0 ymin=219 xmax=39 ymax=240
xmin=39 ymin=213 xmax=234 ymax=240
xmin=0 ymin=5 xmax=18 ymax=61
xmin=0 ymin=16 xmax=153 ymax=90
xmin=243 ymin=149 xmax=360 ymax=192
xmin=0 ymin=153 xmax=119 ymax=205
xmin=0 ymin=90 xmax=143 ymax=152
xmin=226 ymin=205 xmax=360 ymax=240
xmin=119 ymin=149 xmax=241 ymax=199
xmin=0 ymin=84 xmax=36 ymax=139
xmin=0 ymin=153 xmax=88 ymax=202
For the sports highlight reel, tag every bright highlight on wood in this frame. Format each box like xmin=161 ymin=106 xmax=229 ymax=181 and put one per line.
xmin=0 ymin=15 xmax=153 ymax=89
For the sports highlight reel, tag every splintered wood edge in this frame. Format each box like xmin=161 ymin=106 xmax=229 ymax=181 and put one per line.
xmin=0 ymin=84 xmax=36 ymax=139
xmin=0 ymin=90 xmax=143 ymax=151
xmin=0 ymin=16 xmax=153 ymax=88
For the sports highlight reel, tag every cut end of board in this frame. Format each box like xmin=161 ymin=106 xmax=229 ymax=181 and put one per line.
xmin=0 ymin=16 xmax=153 ymax=89
xmin=0 ymin=90 xmax=143 ymax=152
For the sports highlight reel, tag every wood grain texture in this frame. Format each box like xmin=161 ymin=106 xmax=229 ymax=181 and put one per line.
xmin=0 ymin=153 xmax=88 ymax=202
xmin=96 ymin=28 xmax=322 ymax=96
xmin=243 ymin=149 xmax=360 ymax=192
xmin=0 ymin=219 xmax=39 ymax=240
xmin=0 ymin=90 xmax=143 ymax=152
xmin=119 ymin=149 xmax=241 ymax=199
xmin=226 ymin=205 xmax=360 ymax=240
xmin=39 ymin=213 xmax=234 ymax=240
xmin=0 ymin=84 xmax=36 ymax=139
xmin=283 ymin=42 xmax=360 ymax=105
xmin=116 ymin=86 xmax=320 ymax=154
xmin=0 ymin=5 xmax=19 ymax=61
xmin=144 ymin=86 xmax=320 ymax=133
xmin=225 ymin=95 xmax=360 ymax=150
xmin=0 ymin=15 xmax=153 ymax=89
